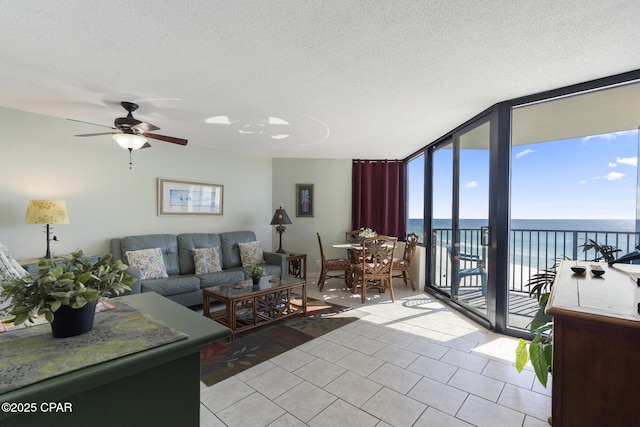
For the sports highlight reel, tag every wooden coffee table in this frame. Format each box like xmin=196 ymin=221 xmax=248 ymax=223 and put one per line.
xmin=202 ymin=275 xmax=306 ymax=336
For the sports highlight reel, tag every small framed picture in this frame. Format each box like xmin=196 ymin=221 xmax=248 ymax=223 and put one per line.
xmin=158 ymin=178 xmax=224 ymax=215
xmin=296 ymin=184 xmax=314 ymax=217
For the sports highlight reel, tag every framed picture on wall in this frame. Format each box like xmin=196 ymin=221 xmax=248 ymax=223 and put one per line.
xmin=296 ymin=184 xmax=314 ymax=217
xmin=158 ymin=178 xmax=224 ymax=215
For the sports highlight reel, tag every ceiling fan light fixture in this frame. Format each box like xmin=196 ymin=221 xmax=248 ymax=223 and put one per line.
xmin=112 ymin=133 xmax=147 ymax=150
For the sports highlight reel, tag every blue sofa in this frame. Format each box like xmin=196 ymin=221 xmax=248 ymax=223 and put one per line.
xmin=110 ymin=231 xmax=286 ymax=307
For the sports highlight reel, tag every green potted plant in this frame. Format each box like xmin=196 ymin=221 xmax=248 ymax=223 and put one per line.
xmin=248 ymin=264 xmax=265 ymax=285
xmin=515 ymin=240 xmax=622 ymax=388
xmin=514 ymin=257 xmax=567 ymax=388
xmin=580 ymin=238 xmax=621 ymax=262
xmin=0 ymin=249 xmax=134 ymax=338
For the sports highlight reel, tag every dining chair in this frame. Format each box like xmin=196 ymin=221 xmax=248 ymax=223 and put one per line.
xmin=317 ymin=233 xmax=352 ymax=291
xmin=446 ymin=245 xmax=487 ymax=296
xmin=392 ymin=232 xmax=419 ymax=290
xmin=344 ymin=229 xmax=363 ymax=266
xmin=345 ymin=230 xmax=361 ymax=244
xmin=352 ymin=235 xmax=397 ymax=303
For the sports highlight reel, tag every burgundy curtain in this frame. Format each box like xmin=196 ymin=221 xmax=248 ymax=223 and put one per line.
xmin=352 ymin=160 xmax=406 ymax=238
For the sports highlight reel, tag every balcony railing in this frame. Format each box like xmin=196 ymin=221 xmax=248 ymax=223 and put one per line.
xmin=434 ymin=227 xmax=640 ymax=292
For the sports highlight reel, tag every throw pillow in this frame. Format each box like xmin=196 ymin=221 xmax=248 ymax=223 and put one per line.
xmin=0 ymin=243 xmax=27 ymax=281
xmin=125 ymin=247 xmax=169 ymax=280
xmin=238 ymin=241 xmax=264 ymax=267
xmin=192 ymin=247 xmax=222 ymax=274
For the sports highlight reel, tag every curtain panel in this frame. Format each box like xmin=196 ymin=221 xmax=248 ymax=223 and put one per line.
xmin=351 ymin=159 xmax=406 ymax=238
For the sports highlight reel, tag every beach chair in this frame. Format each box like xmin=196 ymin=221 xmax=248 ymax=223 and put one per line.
xmin=446 ymin=245 xmax=487 ymax=297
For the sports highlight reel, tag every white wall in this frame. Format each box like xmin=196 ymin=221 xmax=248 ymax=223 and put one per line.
xmin=272 ymin=158 xmax=352 ymax=275
xmin=0 ymin=107 xmax=274 ymax=260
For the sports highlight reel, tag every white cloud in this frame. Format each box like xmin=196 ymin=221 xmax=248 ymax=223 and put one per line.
xmin=515 ymin=149 xmax=534 ymax=159
xmin=583 ymin=133 xmax=616 ymax=143
xmin=583 ymin=129 xmax=636 ymax=143
xmin=616 ymin=156 xmax=637 ymax=167
xmin=608 ymin=162 xmax=617 ymax=167
xmin=464 ymin=181 xmax=479 ymax=188
xmin=604 ymin=171 xmax=624 ymax=181
xmin=578 ymin=180 xmax=586 ymax=185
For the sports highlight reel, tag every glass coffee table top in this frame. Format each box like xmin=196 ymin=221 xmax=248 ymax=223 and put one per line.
xmin=205 ymin=275 xmax=303 ymax=298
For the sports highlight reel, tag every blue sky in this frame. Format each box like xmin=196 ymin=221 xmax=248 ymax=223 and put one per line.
xmin=409 ymin=130 xmax=639 ymax=220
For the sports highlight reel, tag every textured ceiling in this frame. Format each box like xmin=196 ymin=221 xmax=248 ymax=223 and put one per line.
xmin=1 ymin=1 xmax=640 ymax=159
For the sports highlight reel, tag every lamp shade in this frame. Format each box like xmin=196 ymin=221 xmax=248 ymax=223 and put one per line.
xmin=25 ymin=200 xmax=70 ymax=224
xmin=270 ymin=207 xmax=292 ymax=225
xmin=112 ymin=133 xmax=147 ymax=150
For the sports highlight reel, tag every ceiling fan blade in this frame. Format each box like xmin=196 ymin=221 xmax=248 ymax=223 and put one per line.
xmin=132 ymin=121 xmax=160 ymax=132
xmin=144 ymin=132 xmax=188 ymax=146
xmin=74 ymin=132 xmax=115 ymax=137
xmin=67 ymin=118 xmax=115 ymax=130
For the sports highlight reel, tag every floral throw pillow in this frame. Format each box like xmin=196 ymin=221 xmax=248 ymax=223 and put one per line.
xmin=125 ymin=247 xmax=168 ymax=280
xmin=192 ymin=247 xmax=222 ymax=274
xmin=238 ymin=241 xmax=264 ymax=267
xmin=0 ymin=243 xmax=27 ymax=281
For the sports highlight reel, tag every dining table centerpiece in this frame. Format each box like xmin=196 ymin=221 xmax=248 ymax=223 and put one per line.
xmin=358 ymin=227 xmax=377 ymax=242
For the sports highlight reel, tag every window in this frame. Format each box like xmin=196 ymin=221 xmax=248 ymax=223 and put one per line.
xmin=407 ymin=153 xmax=425 ymax=242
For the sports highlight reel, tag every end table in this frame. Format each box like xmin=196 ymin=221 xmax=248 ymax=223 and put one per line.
xmin=286 ymin=253 xmax=307 ymax=279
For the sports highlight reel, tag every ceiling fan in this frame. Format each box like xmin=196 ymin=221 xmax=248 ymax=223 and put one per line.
xmin=69 ymin=101 xmax=188 ymax=168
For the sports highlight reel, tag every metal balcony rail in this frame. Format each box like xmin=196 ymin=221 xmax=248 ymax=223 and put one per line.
xmin=434 ymin=228 xmax=640 ymax=292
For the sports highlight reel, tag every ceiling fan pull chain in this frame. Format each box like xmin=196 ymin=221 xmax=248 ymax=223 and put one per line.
xmin=128 ymin=148 xmax=133 ymax=170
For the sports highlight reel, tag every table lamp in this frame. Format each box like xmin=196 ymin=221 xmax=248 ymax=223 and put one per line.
xmin=25 ymin=200 xmax=70 ymax=259
xmin=270 ymin=206 xmax=292 ymax=254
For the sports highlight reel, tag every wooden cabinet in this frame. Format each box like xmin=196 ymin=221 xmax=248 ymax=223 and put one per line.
xmin=546 ymin=261 xmax=640 ymax=426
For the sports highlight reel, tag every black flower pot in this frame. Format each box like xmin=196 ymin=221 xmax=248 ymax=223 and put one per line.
xmin=252 ymin=277 xmax=261 ymax=285
xmin=50 ymin=301 xmax=97 ymax=338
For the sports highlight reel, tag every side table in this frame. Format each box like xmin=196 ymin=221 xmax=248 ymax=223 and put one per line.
xmin=19 ymin=254 xmax=102 ymax=274
xmin=286 ymin=253 xmax=307 ymax=279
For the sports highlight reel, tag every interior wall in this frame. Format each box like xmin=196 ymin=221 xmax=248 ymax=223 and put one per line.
xmin=0 ymin=107 xmax=274 ymax=260
xmin=271 ymin=158 xmax=352 ymax=275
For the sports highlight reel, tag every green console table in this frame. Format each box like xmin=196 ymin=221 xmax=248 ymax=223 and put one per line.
xmin=0 ymin=292 xmax=231 ymax=427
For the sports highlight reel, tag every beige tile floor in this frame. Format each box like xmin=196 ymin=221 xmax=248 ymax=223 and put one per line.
xmin=199 ymin=277 xmax=551 ymax=427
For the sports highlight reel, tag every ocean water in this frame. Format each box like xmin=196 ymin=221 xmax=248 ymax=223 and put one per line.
xmin=409 ymin=218 xmax=639 ymax=268
xmin=409 ymin=218 xmax=636 ymax=235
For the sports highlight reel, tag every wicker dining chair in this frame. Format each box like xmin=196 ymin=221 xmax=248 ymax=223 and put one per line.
xmin=392 ymin=232 xmax=419 ymax=290
xmin=344 ymin=229 xmax=363 ymax=266
xmin=317 ymin=233 xmax=351 ymax=291
xmin=345 ymin=230 xmax=361 ymax=244
xmin=352 ymin=235 xmax=397 ymax=303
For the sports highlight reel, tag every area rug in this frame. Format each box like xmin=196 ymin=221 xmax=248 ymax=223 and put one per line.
xmin=200 ymin=298 xmax=365 ymax=386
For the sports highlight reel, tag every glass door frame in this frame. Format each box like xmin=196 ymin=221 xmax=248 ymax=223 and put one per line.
xmin=424 ymin=109 xmax=507 ymax=328
xmin=416 ymin=69 xmax=640 ymax=337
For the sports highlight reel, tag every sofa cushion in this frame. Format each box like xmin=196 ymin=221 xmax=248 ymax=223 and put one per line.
xmin=140 ymin=275 xmax=201 ymax=296
xmin=238 ymin=241 xmax=265 ymax=267
xmin=120 ymin=234 xmax=180 ymax=275
xmin=125 ymin=248 xmax=169 ymax=280
xmin=197 ymin=270 xmax=245 ymax=288
xmin=0 ymin=243 xmax=27 ymax=281
xmin=220 ymin=231 xmax=258 ymax=268
xmin=192 ymin=247 xmax=222 ymax=274
xmin=177 ymin=233 xmax=222 ymax=274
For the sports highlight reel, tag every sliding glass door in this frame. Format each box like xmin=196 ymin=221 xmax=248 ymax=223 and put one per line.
xmin=429 ymin=119 xmax=490 ymax=317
